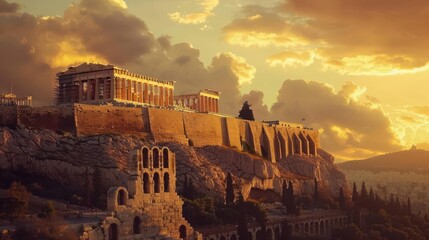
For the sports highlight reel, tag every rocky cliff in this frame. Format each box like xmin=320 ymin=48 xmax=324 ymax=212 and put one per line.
xmin=0 ymin=127 xmax=349 ymax=201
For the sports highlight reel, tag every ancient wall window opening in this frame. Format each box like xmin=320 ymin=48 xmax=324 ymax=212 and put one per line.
xmin=154 ymin=173 xmax=160 ymax=193
xmin=164 ymin=173 xmax=170 ymax=192
xmin=266 ymin=228 xmax=273 ymax=240
xmin=143 ymin=173 xmax=150 ymax=193
xmin=274 ymin=227 xmax=280 ymax=240
xmin=108 ymin=224 xmax=118 ymax=240
xmin=133 ymin=216 xmax=141 ymax=234
xmin=90 ymin=79 xmax=96 ymax=100
xmin=230 ymin=234 xmax=237 ymax=240
xmin=163 ymin=148 xmax=169 ymax=168
xmin=142 ymin=148 xmax=149 ymax=168
xmin=256 ymin=230 xmax=264 ymax=240
xmin=179 ymin=225 xmax=187 ymax=239
xmin=117 ymin=189 xmax=126 ymax=206
xmin=99 ymin=79 xmax=104 ymax=99
xmin=153 ymin=148 xmax=160 ymax=168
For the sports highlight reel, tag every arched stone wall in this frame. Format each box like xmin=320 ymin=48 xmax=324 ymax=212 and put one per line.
xmin=107 ymin=186 xmax=129 ymax=211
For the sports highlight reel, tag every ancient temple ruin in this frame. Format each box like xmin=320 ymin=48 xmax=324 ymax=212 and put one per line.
xmin=174 ymin=89 xmax=220 ymax=113
xmin=0 ymin=93 xmax=32 ymax=106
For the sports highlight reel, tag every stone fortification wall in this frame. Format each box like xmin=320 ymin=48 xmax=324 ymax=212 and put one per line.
xmin=74 ymin=104 xmax=151 ymax=138
xmin=0 ymin=104 xmax=321 ymax=162
xmin=17 ymin=106 xmax=75 ymax=132
xmin=0 ymin=106 xmax=18 ymax=127
xmin=182 ymin=112 xmax=223 ymax=147
xmin=148 ymin=108 xmax=188 ymax=145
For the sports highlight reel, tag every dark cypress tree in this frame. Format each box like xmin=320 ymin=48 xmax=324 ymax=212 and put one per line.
xmin=237 ymin=192 xmax=249 ymax=240
xmin=238 ymin=101 xmax=255 ymax=121
xmin=187 ymin=177 xmax=196 ymax=200
xmin=281 ymin=180 xmax=288 ymax=207
xmin=226 ymin=172 xmax=235 ymax=204
xmin=352 ymin=182 xmax=359 ymax=206
xmin=287 ymin=181 xmax=297 ymax=215
xmin=360 ymin=182 xmax=368 ymax=208
xmin=368 ymin=187 xmax=375 ymax=210
xmin=338 ymin=187 xmax=346 ymax=211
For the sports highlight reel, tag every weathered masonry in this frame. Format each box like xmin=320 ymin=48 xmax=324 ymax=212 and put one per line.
xmin=101 ymin=145 xmax=201 ymax=240
xmin=174 ymin=89 xmax=220 ymax=113
xmin=56 ymin=63 xmax=175 ymax=107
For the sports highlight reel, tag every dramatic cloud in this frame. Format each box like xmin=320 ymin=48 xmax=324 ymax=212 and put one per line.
xmin=223 ymin=0 xmax=429 ymax=75
xmin=169 ymin=0 xmax=219 ymax=24
xmin=0 ymin=0 xmax=255 ymax=115
xmin=270 ymin=80 xmax=402 ymax=160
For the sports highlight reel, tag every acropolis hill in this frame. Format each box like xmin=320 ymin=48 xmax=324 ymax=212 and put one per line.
xmin=0 ymin=63 xmax=347 ymax=200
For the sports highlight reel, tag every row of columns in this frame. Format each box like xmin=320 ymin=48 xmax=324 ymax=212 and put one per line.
xmin=0 ymin=95 xmax=32 ymax=106
xmin=175 ymin=94 xmax=219 ymax=113
xmin=114 ymin=78 xmax=173 ymax=107
xmin=78 ymin=77 xmax=113 ymax=102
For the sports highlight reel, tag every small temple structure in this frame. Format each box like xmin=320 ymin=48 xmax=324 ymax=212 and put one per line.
xmin=174 ymin=89 xmax=220 ymax=113
xmin=0 ymin=93 xmax=32 ymax=106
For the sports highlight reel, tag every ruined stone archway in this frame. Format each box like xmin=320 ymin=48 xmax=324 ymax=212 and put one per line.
xmin=153 ymin=148 xmax=160 ymax=168
xmin=179 ymin=225 xmax=187 ymax=239
xmin=142 ymin=147 xmax=149 ymax=168
xmin=143 ymin=173 xmax=150 ymax=193
xmin=164 ymin=173 xmax=170 ymax=192
xmin=163 ymin=148 xmax=169 ymax=168
xmin=117 ymin=189 xmax=126 ymax=206
xmin=154 ymin=172 xmax=160 ymax=193
xmin=108 ymin=223 xmax=118 ymax=240
xmin=133 ymin=216 xmax=141 ymax=234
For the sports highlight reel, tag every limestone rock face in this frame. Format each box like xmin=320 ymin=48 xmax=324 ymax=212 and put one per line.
xmin=0 ymin=127 xmax=349 ymax=201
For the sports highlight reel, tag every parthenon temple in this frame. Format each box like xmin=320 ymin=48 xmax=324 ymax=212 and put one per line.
xmin=174 ymin=89 xmax=220 ymax=113
xmin=56 ymin=63 xmax=220 ymax=113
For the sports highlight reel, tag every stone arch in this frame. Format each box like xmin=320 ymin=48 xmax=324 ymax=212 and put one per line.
xmin=117 ymin=189 xmax=127 ymax=206
xmin=292 ymin=133 xmax=301 ymax=155
xmin=162 ymin=147 xmax=169 ymax=168
xmin=260 ymin=128 xmax=270 ymax=159
xmin=310 ymin=222 xmax=314 ymax=235
xmin=153 ymin=148 xmax=160 ymax=168
xmin=274 ymin=226 xmax=280 ymax=240
xmin=133 ymin=216 xmax=141 ymax=234
xmin=164 ymin=173 xmax=170 ymax=192
xmin=315 ymin=221 xmax=319 ymax=235
xmin=306 ymin=135 xmax=316 ymax=156
xmin=256 ymin=229 xmax=264 ymax=240
xmin=320 ymin=221 xmax=325 ymax=235
xmin=277 ymin=131 xmax=288 ymax=159
xmin=142 ymin=147 xmax=149 ymax=168
xmin=325 ymin=219 xmax=329 ymax=234
xmin=143 ymin=173 xmax=150 ymax=193
xmin=244 ymin=122 xmax=255 ymax=153
xmin=154 ymin=172 xmax=160 ymax=193
xmin=108 ymin=223 xmax=118 ymax=240
xmin=295 ymin=223 xmax=300 ymax=234
xmin=107 ymin=187 xmax=128 ymax=211
xmin=267 ymin=228 xmax=273 ymax=240
xmin=299 ymin=132 xmax=309 ymax=155
xmin=179 ymin=225 xmax=187 ymax=239
xmin=287 ymin=132 xmax=293 ymax=155
xmin=248 ymin=231 xmax=253 ymax=240
xmin=230 ymin=234 xmax=237 ymax=240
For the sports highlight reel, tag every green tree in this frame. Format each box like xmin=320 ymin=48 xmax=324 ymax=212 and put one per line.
xmin=226 ymin=172 xmax=235 ymax=204
xmin=360 ymin=182 xmax=368 ymax=208
xmin=352 ymin=182 xmax=359 ymax=206
xmin=238 ymin=101 xmax=255 ymax=121
xmin=92 ymin=166 xmax=105 ymax=208
xmin=281 ymin=180 xmax=288 ymax=207
xmin=287 ymin=181 xmax=297 ymax=215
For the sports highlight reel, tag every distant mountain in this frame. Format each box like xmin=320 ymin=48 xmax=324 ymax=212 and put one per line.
xmin=338 ymin=149 xmax=429 ymax=173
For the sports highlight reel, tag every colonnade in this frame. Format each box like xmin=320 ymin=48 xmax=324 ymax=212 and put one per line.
xmin=174 ymin=89 xmax=220 ymax=113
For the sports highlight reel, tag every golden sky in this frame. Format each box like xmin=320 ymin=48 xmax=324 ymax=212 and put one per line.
xmin=1 ymin=0 xmax=428 ymax=161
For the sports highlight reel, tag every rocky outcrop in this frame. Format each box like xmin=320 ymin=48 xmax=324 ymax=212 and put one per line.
xmin=0 ymin=127 xmax=349 ymax=201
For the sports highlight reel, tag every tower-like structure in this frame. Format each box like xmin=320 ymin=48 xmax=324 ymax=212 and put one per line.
xmin=105 ymin=145 xmax=199 ymax=240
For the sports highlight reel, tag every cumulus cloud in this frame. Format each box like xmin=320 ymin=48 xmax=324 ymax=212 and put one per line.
xmin=223 ymin=0 xmax=429 ymax=75
xmin=169 ymin=0 xmax=219 ymax=24
xmin=270 ymin=80 xmax=402 ymax=160
xmin=267 ymin=51 xmax=315 ymax=68
xmin=0 ymin=0 xmax=256 ymax=115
